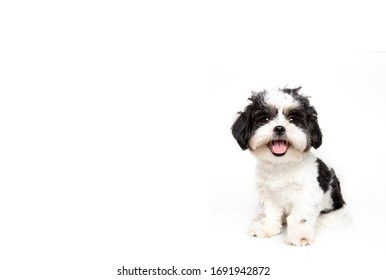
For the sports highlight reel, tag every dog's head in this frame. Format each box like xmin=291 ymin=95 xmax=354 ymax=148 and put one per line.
xmin=231 ymin=87 xmax=322 ymax=162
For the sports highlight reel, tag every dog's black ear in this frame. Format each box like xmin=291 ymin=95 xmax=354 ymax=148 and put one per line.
xmin=308 ymin=106 xmax=323 ymax=149
xmin=231 ymin=111 xmax=251 ymax=150
xmin=232 ymin=90 xmax=267 ymax=150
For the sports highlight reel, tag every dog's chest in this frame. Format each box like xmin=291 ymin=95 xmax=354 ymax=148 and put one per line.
xmin=257 ymin=168 xmax=303 ymax=192
xmin=256 ymin=162 xmax=318 ymax=206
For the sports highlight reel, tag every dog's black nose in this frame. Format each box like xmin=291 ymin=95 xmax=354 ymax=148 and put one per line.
xmin=274 ymin=125 xmax=286 ymax=136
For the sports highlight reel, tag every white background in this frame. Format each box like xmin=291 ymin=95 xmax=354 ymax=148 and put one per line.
xmin=1 ymin=1 xmax=386 ymax=279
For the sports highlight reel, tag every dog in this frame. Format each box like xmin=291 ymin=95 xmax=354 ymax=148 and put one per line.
xmin=231 ymin=87 xmax=345 ymax=246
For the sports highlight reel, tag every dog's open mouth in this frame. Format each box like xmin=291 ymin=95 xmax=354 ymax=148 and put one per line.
xmin=268 ymin=140 xmax=291 ymax=157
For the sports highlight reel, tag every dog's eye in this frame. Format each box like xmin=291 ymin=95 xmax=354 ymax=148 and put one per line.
xmin=260 ymin=116 xmax=270 ymax=123
xmin=289 ymin=116 xmax=297 ymax=123
xmin=255 ymin=112 xmax=271 ymax=125
xmin=288 ymin=111 xmax=304 ymax=125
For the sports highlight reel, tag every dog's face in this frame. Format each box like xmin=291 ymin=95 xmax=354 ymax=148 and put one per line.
xmin=232 ymin=87 xmax=322 ymax=162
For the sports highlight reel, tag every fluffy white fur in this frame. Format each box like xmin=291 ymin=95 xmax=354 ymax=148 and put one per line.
xmin=250 ymin=153 xmax=325 ymax=246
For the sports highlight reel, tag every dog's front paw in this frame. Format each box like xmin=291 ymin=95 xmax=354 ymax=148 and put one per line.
xmin=249 ymin=220 xmax=281 ymax=238
xmin=285 ymin=230 xmax=314 ymax=246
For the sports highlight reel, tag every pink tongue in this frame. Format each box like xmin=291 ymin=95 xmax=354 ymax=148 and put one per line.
xmin=272 ymin=141 xmax=287 ymax=154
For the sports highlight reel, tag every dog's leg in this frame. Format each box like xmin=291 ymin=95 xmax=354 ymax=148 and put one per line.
xmin=249 ymin=201 xmax=283 ymax=238
xmin=285 ymin=207 xmax=319 ymax=246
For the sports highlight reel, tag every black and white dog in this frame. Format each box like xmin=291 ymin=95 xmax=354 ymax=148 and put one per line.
xmin=231 ymin=87 xmax=345 ymax=246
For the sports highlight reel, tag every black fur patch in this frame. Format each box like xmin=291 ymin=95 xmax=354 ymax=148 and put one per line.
xmin=231 ymin=91 xmax=278 ymax=150
xmin=316 ymin=158 xmax=330 ymax=193
xmin=316 ymin=158 xmax=345 ymax=213
xmin=281 ymin=87 xmax=323 ymax=149
xmin=330 ymin=173 xmax=345 ymax=210
xmin=282 ymin=86 xmax=302 ymax=95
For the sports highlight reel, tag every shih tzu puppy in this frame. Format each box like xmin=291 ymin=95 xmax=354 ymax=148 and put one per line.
xmin=231 ymin=87 xmax=345 ymax=246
